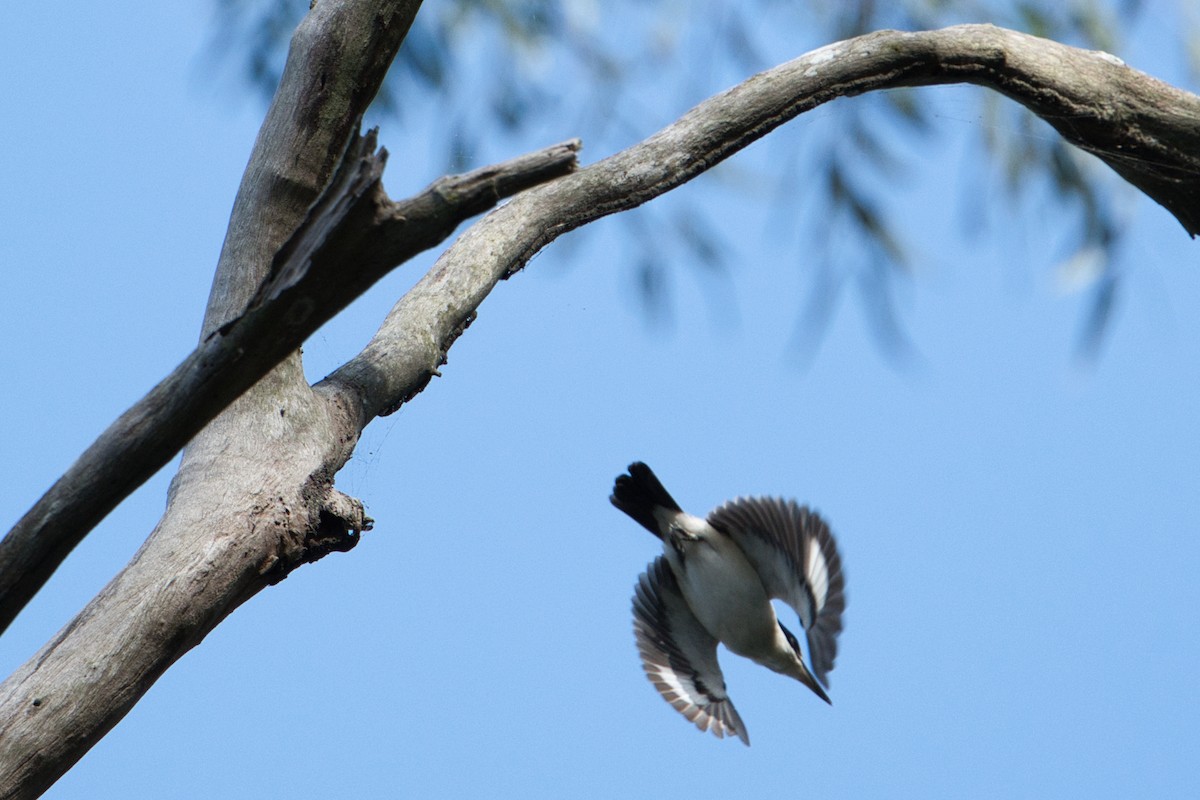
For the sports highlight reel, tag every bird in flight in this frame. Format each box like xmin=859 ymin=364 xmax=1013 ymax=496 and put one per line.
xmin=610 ymin=462 xmax=846 ymax=745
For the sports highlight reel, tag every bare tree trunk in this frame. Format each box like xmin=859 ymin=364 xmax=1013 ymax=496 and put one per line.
xmin=0 ymin=1 xmax=424 ymax=795
xmin=2 ymin=14 xmax=1199 ymax=798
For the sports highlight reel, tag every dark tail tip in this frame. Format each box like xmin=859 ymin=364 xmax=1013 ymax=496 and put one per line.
xmin=610 ymin=462 xmax=682 ymax=536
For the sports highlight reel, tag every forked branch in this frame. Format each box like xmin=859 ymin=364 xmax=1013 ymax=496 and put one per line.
xmin=4 ymin=19 xmax=1198 ymax=800
xmin=0 ymin=133 xmax=578 ymax=636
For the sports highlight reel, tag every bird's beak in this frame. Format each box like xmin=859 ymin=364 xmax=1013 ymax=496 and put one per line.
xmin=797 ymin=662 xmax=832 ymax=705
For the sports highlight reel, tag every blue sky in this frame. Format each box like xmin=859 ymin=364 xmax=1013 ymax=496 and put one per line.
xmin=2 ymin=2 xmax=1199 ymax=798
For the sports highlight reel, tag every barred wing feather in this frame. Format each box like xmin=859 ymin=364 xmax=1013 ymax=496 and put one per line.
xmin=632 ymin=557 xmax=749 ymax=745
xmin=707 ymin=497 xmax=845 ymax=687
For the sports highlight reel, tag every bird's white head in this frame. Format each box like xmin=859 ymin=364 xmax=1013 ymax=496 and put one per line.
xmin=770 ymin=623 xmax=832 ymax=705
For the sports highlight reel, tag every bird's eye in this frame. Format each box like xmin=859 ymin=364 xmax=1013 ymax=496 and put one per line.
xmin=779 ymin=622 xmax=801 ymax=653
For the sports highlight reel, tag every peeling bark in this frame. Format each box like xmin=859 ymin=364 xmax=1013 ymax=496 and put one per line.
xmin=3 ymin=17 xmax=1199 ymax=800
xmin=0 ymin=130 xmax=578 ymax=636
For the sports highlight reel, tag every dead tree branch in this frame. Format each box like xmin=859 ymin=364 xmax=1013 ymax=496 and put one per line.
xmin=3 ymin=21 xmax=1198 ymax=800
xmin=327 ymin=23 xmax=1200 ymax=425
xmin=0 ymin=131 xmax=577 ymax=636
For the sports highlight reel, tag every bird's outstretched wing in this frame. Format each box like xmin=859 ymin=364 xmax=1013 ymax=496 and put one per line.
xmin=707 ymin=497 xmax=845 ymax=687
xmin=632 ymin=557 xmax=749 ymax=745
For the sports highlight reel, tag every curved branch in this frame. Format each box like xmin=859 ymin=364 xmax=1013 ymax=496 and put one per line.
xmin=329 ymin=23 xmax=1200 ymax=423
xmin=5 ymin=21 xmax=1198 ymax=800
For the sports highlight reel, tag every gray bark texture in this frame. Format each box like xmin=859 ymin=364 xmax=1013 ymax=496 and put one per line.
xmin=2 ymin=10 xmax=1198 ymax=798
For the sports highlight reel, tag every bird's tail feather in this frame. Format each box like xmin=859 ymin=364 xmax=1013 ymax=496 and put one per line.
xmin=610 ymin=462 xmax=682 ymax=537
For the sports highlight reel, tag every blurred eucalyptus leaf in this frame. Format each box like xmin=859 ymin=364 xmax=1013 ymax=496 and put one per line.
xmin=207 ymin=0 xmax=1156 ymax=360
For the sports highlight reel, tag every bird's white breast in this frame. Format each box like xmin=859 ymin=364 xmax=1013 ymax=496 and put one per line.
xmin=663 ymin=521 xmax=780 ymax=659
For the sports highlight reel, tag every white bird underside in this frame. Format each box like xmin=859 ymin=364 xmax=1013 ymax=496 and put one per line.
xmin=613 ymin=462 xmax=846 ymax=745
